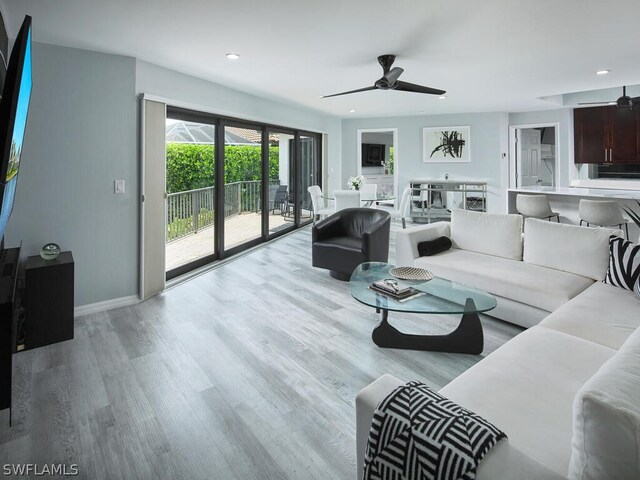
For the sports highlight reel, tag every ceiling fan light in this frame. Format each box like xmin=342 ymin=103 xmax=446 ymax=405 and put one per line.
xmin=438 ymin=95 xmax=447 ymax=100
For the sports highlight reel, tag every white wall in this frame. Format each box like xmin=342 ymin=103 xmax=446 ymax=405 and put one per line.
xmin=342 ymin=113 xmax=510 ymax=212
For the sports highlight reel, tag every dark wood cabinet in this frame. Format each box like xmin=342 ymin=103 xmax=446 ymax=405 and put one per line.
xmin=574 ymin=106 xmax=639 ymax=164
xmin=24 ymin=252 xmax=74 ymax=350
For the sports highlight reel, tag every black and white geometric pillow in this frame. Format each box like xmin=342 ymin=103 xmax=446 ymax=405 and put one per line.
xmin=635 ymin=277 xmax=640 ymax=299
xmin=363 ymin=381 xmax=506 ymax=480
xmin=603 ymin=235 xmax=640 ymax=291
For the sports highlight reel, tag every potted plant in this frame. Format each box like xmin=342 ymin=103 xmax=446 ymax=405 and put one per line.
xmin=347 ymin=175 xmax=365 ymax=191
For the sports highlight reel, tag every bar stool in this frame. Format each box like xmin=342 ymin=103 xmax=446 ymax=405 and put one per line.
xmin=579 ymin=199 xmax=629 ymax=239
xmin=516 ymin=194 xmax=559 ymax=222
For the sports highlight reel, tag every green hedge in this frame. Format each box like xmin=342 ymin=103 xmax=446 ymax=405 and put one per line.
xmin=166 ymin=143 xmax=281 ymax=193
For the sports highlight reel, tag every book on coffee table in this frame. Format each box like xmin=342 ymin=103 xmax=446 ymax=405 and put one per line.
xmin=372 ymin=279 xmax=412 ymax=295
xmin=369 ymin=281 xmax=425 ymax=302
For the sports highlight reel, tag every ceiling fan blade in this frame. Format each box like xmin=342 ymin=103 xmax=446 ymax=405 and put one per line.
xmin=577 ymin=102 xmax=611 ymax=105
xmin=395 ymin=81 xmax=445 ymax=96
xmin=383 ymin=67 xmax=404 ymax=85
xmin=322 ymin=86 xmax=377 ymax=98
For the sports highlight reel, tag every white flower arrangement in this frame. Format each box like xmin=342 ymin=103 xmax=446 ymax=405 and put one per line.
xmin=347 ymin=175 xmax=366 ymax=191
xmin=380 ymin=159 xmax=391 ymax=173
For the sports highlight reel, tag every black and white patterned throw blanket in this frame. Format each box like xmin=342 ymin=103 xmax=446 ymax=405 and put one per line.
xmin=363 ymin=381 xmax=506 ymax=480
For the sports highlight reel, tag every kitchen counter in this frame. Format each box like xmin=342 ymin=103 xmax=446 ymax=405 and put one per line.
xmin=506 ymin=186 xmax=640 ymax=239
xmin=508 ymin=185 xmax=640 ymax=200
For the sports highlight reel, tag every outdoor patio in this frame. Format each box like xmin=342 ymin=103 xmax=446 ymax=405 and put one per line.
xmin=165 ymin=212 xmax=295 ymax=271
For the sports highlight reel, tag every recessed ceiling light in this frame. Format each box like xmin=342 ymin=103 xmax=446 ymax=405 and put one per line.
xmin=438 ymin=95 xmax=447 ymax=100
xmin=349 ymin=109 xmax=356 ymax=113
xmin=596 ymin=70 xmax=610 ymax=75
xmin=226 ymin=53 xmax=240 ymax=60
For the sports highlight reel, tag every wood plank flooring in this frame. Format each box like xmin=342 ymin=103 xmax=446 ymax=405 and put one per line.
xmin=0 ymin=223 xmax=523 ymax=479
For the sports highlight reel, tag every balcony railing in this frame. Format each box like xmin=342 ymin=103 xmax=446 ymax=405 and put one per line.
xmin=166 ymin=180 xmax=281 ymax=242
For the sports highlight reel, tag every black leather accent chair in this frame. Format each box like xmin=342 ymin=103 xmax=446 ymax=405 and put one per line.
xmin=312 ymin=208 xmax=391 ymax=281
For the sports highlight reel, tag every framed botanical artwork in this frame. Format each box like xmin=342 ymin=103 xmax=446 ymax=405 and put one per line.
xmin=423 ymin=126 xmax=470 ymax=163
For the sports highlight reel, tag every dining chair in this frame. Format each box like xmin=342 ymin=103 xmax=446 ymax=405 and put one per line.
xmin=334 ymin=190 xmax=361 ymax=211
xmin=307 ymin=185 xmax=335 ymax=223
xmin=375 ymin=186 xmax=412 ymax=228
xmin=360 ymin=183 xmax=377 ymax=202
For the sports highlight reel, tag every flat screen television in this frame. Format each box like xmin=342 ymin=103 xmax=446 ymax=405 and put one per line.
xmin=0 ymin=15 xmax=32 ymax=241
xmin=362 ymin=143 xmax=385 ymax=167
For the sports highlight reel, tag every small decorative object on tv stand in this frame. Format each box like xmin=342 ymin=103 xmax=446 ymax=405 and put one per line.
xmin=40 ymin=242 xmax=61 ymax=260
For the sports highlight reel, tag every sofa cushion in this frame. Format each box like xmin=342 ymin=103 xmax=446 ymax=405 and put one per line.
xmin=603 ymin=235 xmax=640 ymax=291
xmin=450 ymin=209 xmax=523 ymax=260
xmin=414 ymin=248 xmax=594 ymax=313
xmin=541 ymin=281 xmax=640 ymax=349
xmin=523 ymin=218 xmax=615 ymax=280
xmin=523 ymin=218 xmax=613 ymax=281
xmin=417 ymin=236 xmax=452 ymax=257
xmin=440 ymin=326 xmax=616 ymax=477
xmin=568 ymin=326 xmax=640 ymax=480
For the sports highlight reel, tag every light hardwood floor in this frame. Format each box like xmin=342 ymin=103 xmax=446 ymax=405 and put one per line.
xmin=0 ymin=223 xmax=523 ymax=479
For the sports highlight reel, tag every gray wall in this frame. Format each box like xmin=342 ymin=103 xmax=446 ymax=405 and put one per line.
xmin=6 ymin=43 xmax=138 ymax=306
xmin=6 ymin=44 xmax=344 ymax=308
xmin=509 ymin=108 xmax=574 ymax=186
xmin=342 ymin=113 xmax=509 ymax=212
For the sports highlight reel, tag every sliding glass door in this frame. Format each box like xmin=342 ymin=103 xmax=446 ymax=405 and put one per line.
xmin=165 ymin=117 xmax=216 ymax=277
xmin=222 ymin=124 xmax=263 ymax=252
xmin=299 ymin=133 xmax=321 ymax=225
xmin=164 ymin=107 xmax=322 ymax=278
xmin=267 ymin=130 xmax=295 ymax=236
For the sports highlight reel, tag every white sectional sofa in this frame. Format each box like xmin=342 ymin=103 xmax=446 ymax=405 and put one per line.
xmin=356 ymin=210 xmax=640 ymax=479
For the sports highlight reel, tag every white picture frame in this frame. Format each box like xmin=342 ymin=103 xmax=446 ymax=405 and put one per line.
xmin=423 ymin=126 xmax=470 ymax=163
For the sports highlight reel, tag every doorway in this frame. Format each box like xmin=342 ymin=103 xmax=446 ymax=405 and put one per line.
xmin=357 ymin=128 xmax=399 ymax=201
xmin=509 ymin=123 xmax=558 ymax=188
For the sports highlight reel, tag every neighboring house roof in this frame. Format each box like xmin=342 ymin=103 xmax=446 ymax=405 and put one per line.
xmin=166 ymin=121 xmax=280 ymax=145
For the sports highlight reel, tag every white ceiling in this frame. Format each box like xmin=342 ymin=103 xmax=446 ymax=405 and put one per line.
xmin=3 ymin=0 xmax=640 ymax=118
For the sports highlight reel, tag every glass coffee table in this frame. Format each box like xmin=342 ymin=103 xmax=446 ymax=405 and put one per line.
xmin=350 ymin=262 xmax=497 ymax=354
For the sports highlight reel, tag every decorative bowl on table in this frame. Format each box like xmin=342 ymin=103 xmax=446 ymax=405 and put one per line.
xmin=40 ymin=243 xmax=61 ymax=260
xmin=389 ymin=266 xmax=434 ymax=282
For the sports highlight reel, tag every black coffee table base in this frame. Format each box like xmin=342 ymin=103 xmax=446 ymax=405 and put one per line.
xmin=371 ymin=298 xmax=484 ymax=354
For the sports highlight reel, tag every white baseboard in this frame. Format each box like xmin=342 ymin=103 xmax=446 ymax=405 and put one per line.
xmin=74 ymin=295 xmax=140 ymax=318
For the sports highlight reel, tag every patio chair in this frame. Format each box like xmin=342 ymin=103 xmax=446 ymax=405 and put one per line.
xmin=272 ymin=185 xmax=288 ymax=214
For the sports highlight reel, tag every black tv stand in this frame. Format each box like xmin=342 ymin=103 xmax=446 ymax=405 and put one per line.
xmin=0 ymin=245 xmax=20 ymax=422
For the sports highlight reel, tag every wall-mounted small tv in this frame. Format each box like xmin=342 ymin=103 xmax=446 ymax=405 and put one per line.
xmin=0 ymin=15 xmax=32 ymax=241
xmin=362 ymin=143 xmax=385 ymax=167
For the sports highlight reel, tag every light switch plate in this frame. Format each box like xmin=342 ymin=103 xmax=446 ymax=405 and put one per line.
xmin=114 ymin=179 xmax=125 ymax=194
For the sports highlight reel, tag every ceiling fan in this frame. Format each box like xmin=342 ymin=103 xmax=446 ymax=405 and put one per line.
xmin=578 ymin=86 xmax=640 ymax=109
xmin=322 ymin=54 xmax=446 ymax=98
